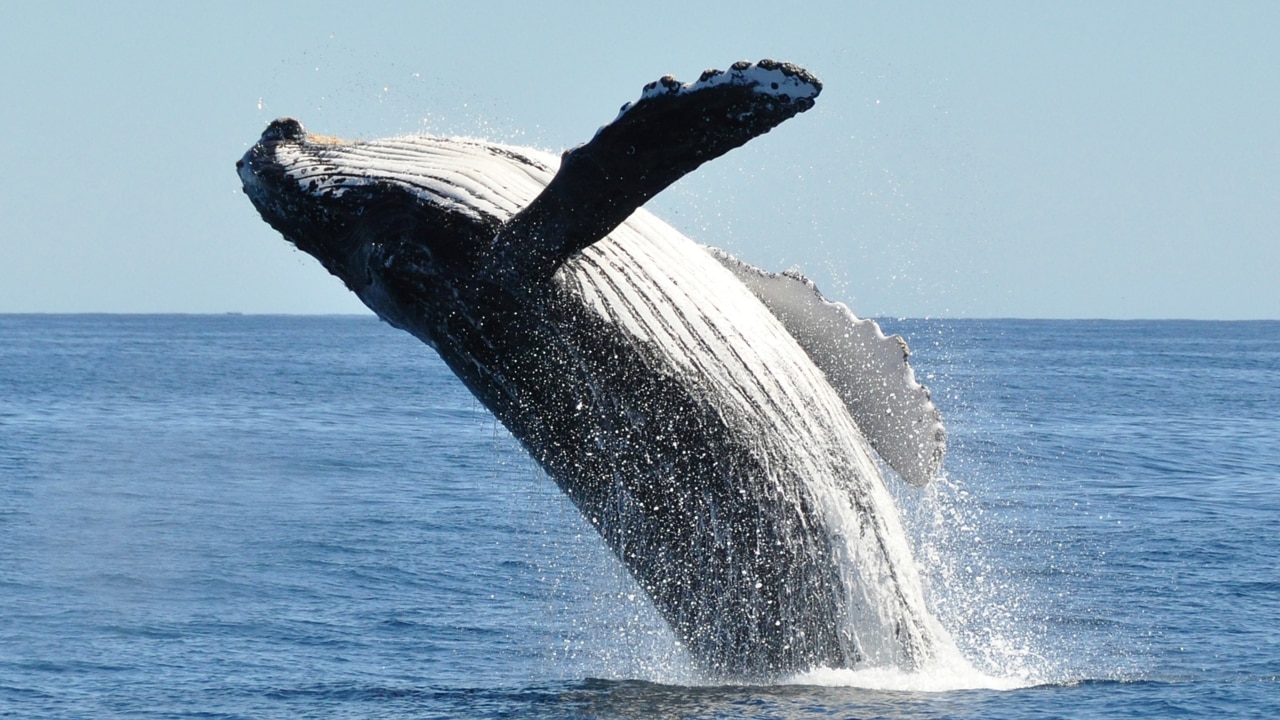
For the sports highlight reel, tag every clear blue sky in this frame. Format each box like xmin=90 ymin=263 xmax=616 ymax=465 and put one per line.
xmin=1 ymin=1 xmax=1276 ymax=318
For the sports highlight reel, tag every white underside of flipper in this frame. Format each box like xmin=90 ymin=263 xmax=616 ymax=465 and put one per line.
xmin=707 ymin=249 xmax=945 ymax=487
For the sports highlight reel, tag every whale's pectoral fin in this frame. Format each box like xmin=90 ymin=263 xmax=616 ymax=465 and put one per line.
xmin=708 ymin=248 xmax=946 ymax=487
xmin=492 ymin=60 xmax=821 ymax=280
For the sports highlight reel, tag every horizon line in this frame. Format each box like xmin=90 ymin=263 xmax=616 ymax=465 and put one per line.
xmin=2 ymin=312 xmax=1277 ymax=323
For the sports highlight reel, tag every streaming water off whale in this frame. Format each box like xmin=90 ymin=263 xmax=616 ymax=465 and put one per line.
xmin=2 ymin=315 xmax=1278 ymax=718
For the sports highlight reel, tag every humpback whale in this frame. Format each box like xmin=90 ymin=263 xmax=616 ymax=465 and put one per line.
xmin=237 ymin=60 xmax=948 ymax=680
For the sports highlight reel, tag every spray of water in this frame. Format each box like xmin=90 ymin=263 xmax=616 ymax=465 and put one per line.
xmin=529 ymin=411 xmax=1054 ymax=691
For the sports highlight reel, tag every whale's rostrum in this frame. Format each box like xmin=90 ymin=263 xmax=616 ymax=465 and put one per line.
xmin=237 ymin=60 xmax=950 ymax=680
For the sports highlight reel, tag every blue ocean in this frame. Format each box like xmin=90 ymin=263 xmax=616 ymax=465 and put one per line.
xmin=2 ymin=314 xmax=1277 ymax=718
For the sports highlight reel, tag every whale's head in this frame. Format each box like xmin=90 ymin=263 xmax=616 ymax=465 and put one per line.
xmin=239 ymin=119 xmax=372 ymax=281
xmin=237 ymin=119 xmax=532 ymax=333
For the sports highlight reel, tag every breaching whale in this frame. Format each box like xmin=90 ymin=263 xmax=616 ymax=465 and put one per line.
xmin=237 ymin=60 xmax=948 ymax=679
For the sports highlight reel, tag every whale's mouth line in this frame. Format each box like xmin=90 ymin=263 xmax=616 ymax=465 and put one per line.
xmin=237 ymin=130 xmax=293 ymax=219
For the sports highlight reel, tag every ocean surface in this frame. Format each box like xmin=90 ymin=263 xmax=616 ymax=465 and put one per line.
xmin=2 ymin=315 xmax=1277 ymax=718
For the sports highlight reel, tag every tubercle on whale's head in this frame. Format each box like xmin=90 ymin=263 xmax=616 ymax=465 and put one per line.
xmin=258 ymin=118 xmax=347 ymax=147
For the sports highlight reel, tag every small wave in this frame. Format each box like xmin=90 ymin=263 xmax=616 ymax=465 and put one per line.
xmin=784 ymin=661 xmax=1036 ymax=693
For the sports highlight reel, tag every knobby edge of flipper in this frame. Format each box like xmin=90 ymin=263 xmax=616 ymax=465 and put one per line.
xmin=490 ymin=60 xmax=821 ymax=283
xmin=708 ymin=248 xmax=946 ymax=487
